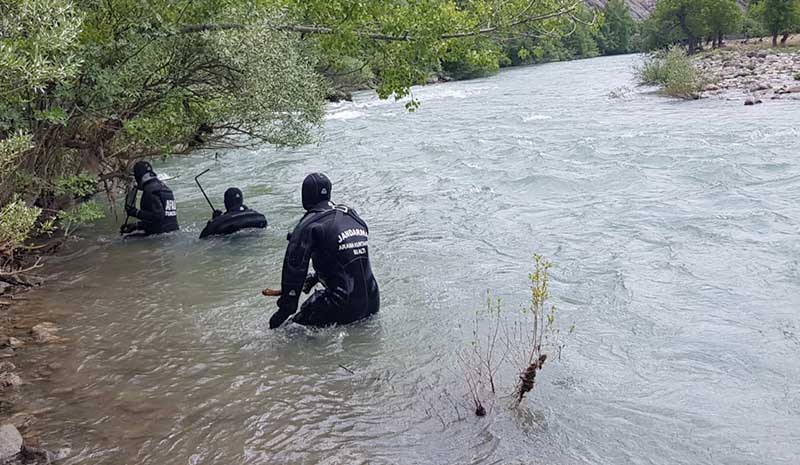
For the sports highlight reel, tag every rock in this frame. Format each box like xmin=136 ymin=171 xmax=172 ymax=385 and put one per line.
xmin=0 ymin=424 xmax=23 ymax=460
xmin=704 ymin=84 xmax=720 ymax=91
xmin=0 ymin=282 xmax=12 ymax=296
xmin=7 ymin=337 xmax=23 ymax=349
xmin=0 ymin=372 xmax=22 ymax=388
xmin=744 ymin=98 xmax=762 ymax=105
xmin=0 ymin=362 xmax=16 ymax=371
xmin=787 ymin=86 xmax=800 ymax=94
xmin=750 ymin=83 xmax=770 ymax=92
xmin=9 ymin=413 xmax=34 ymax=431
xmin=30 ymin=322 xmax=60 ymax=343
xmin=325 ymin=89 xmax=353 ymax=103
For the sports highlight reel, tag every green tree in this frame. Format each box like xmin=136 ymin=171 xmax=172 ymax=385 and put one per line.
xmin=597 ymin=0 xmax=637 ymax=55
xmin=751 ymin=0 xmax=800 ymax=46
xmin=704 ymin=0 xmax=743 ymax=48
xmin=1 ymin=0 xmax=583 ymax=261
xmin=649 ymin=0 xmax=709 ymax=54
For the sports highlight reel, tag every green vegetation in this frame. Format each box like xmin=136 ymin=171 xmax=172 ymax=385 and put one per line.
xmin=642 ymin=0 xmax=800 ymax=53
xmin=636 ymin=46 xmax=707 ymax=99
xmin=1 ymin=0 xmax=645 ymax=272
xmin=597 ymin=0 xmax=638 ymax=55
xmin=749 ymin=0 xmax=800 ymax=46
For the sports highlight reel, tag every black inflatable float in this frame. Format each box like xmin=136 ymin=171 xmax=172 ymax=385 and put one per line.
xmin=199 ymin=210 xmax=267 ymax=238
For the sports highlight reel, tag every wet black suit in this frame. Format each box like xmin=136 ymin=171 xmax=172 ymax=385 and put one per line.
xmin=270 ymin=173 xmax=380 ymax=328
xmin=271 ymin=200 xmax=380 ymax=328
xmin=130 ymin=175 xmax=179 ymax=235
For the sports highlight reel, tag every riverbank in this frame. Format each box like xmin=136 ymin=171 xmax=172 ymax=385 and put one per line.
xmin=695 ymin=40 xmax=800 ymax=103
xmin=1 ymin=272 xmax=70 ymax=463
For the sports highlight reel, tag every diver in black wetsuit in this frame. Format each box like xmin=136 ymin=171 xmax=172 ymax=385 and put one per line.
xmin=200 ymin=187 xmax=267 ymax=238
xmin=269 ymin=173 xmax=380 ymax=328
xmin=212 ymin=188 xmax=249 ymax=218
xmin=120 ymin=161 xmax=179 ymax=236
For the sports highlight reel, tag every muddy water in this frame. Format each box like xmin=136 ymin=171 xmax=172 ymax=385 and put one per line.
xmin=16 ymin=54 xmax=800 ymax=464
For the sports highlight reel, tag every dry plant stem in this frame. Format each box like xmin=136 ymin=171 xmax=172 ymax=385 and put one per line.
xmin=0 ymin=257 xmax=42 ymax=276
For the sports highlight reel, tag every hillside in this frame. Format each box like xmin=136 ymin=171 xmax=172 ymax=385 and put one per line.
xmin=585 ymin=0 xmax=749 ymax=20
xmin=584 ymin=0 xmax=657 ymax=20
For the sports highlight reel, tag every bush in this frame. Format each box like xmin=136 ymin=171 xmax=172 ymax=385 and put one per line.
xmin=460 ymin=254 xmax=572 ymax=415
xmin=636 ymin=46 xmax=707 ymax=99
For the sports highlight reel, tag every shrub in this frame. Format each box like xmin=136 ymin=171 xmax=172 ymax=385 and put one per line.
xmin=460 ymin=254 xmax=572 ymax=415
xmin=636 ymin=46 xmax=707 ymax=99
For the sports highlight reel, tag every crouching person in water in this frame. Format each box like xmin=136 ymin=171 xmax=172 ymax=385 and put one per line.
xmin=269 ymin=173 xmax=380 ymax=329
xmin=120 ymin=161 xmax=179 ymax=236
xmin=214 ymin=188 xmax=249 ymax=218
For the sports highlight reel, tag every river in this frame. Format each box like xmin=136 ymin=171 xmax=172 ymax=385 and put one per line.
xmin=13 ymin=54 xmax=800 ymax=464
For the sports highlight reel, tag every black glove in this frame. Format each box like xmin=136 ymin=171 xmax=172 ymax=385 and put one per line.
xmin=119 ymin=223 xmax=137 ymax=235
xmin=125 ymin=205 xmax=139 ymax=217
xmin=212 ymin=209 xmax=222 ymax=219
xmin=302 ymin=273 xmax=319 ymax=294
xmin=269 ymin=309 xmax=292 ymax=329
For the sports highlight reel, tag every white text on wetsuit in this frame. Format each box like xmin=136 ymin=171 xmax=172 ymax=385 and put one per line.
xmin=338 ymin=228 xmax=368 ymax=255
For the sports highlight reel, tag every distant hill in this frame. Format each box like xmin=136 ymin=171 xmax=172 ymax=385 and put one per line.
xmin=584 ymin=0 xmax=749 ymax=21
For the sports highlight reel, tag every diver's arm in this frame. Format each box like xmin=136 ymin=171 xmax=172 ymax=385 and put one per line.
xmin=270 ymin=223 xmax=319 ymax=328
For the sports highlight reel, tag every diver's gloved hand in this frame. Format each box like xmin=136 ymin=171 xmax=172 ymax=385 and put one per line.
xmin=302 ymin=273 xmax=319 ymax=294
xmin=269 ymin=309 xmax=293 ymax=329
xmin=125 ymin=205 xmax=139 ymax=217
xmin=212 ymin=210 xmax=222 ymax=219
xmin=119 ymin=223 xmax=137 ymax=235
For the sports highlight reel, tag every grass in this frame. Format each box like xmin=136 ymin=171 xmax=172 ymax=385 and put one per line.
xmin=636 ymin=46 xmax=709 ymax=100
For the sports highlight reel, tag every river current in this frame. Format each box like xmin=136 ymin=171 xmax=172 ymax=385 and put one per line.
xmin=14 ymin=54 xmax=800 ymax=464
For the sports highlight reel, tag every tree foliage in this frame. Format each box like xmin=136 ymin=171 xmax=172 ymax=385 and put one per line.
xmin=597 ymin=0 xmax=637 ymax=55
xmin=704 ymin=0 xmax=743 ymax=47
xmin=750 ymin=0 xmax=800 ymax=45
xmin=1 ymin=0 xmax=590 ymax=258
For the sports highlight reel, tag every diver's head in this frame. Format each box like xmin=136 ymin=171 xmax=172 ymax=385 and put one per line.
xmin=301 ymin=173 xmax=331 ymax=211
xmin=224 ymin=187 xmax=244 ymax=212
xmin=133 ymin=160 xmax=155 ymax=188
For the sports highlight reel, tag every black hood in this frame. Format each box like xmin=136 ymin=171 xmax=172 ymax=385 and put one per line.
xmin=224 ymin=187 xmax=244 ymax=211
xmin=302 ymin=173 xmax=331 ymax=210
xmin=133 ymin=161 xmax=154 ymax=188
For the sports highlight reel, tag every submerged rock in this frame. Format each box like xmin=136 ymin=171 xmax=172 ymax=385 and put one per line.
xmin=0 ymin=372 xmax=22 ymax=388
xmin=0 ymin=424 xmax=22 ymax=460
xmin=0 ymin=362 xmax=16 ymax=372
xmin=325 ymin=90 xmax=353 ymax=103
xmin=30 ymin=323 xmax=60 ymax=343
xmin=744 ymin=98 xmax=762 ymax=105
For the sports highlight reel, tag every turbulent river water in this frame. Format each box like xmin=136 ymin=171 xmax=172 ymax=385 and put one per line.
xmin=14 ymin=54 xmax=800 ymax=464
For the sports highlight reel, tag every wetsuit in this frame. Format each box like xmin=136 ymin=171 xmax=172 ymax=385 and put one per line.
xmin=129 ymin=173 xmax=179 ymax=235
xmin=270 ymin=174 xmax=380 ymax=328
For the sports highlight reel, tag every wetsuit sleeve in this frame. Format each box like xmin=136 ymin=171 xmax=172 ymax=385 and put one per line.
xmin=276 ymin=223 xmax=321 ymax=315
xmin=135 ymin=191 xmax=165 ymax=224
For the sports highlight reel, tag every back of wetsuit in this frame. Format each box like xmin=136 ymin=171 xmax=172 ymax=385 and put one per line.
xmin=309 ymin=205 xmax=379 ymax=323
xmin=139 ymin=179 xmax=179 ymax=235
xmin=272 ymin=173 xmax=379 ymax=327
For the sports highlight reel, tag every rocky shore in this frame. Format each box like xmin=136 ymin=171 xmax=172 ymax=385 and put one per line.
xmin=695 ymin=46 xmax=800 ymax=104
xmin=0 ymin=286 xmax=70 ymax=464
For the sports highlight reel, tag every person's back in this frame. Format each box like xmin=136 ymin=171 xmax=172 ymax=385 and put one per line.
xmin=269 ymin=173 xmax=379 ymax=328
xmin=121 ymin=161 xmax=178 ymax=236
xmin=139 ymin=176 xmax=179 ymax=235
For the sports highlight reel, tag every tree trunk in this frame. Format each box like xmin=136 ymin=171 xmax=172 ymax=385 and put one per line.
xmin=781 ymin=33 xmax=790 ymax=45
xmin=688 ymin=37 xmax=696 ymax=55
xmin=718 ymin=33 xmax=724 ymax=48
xmin=772 ymin=34 xmax=778 ymax=47
xmin=712 ymin=36 xmax=718 ymax=49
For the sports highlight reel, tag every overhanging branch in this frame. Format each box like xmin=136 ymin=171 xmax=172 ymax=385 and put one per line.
xmin=177 ymin=2 xmax=580 ymax=42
